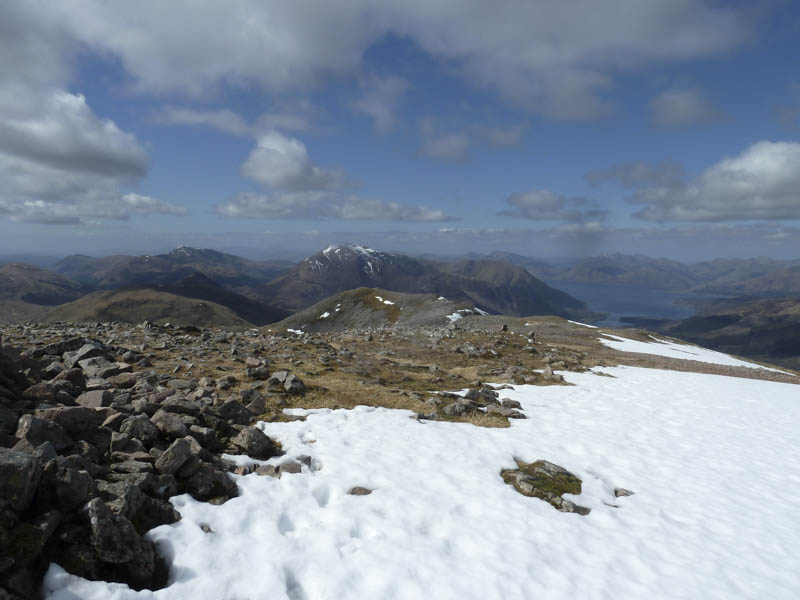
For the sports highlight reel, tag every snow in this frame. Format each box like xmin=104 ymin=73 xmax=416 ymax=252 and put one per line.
xmin=319 ymin=312 xmax=330 ymax=319
xmin=286 ymin=329 xmax=304 ymax=335
xmin=446 ymin=312 xmax=464 ymax=322
xmin=383 ymin=300 xmax=394 ymax=305
xmin=374 ymin=296 xmax=394 ymax=305
xmin=568 ymin=320 xmax=598 ymax=329
xmin=474 ymin=307 xmax=489 ymax=316
xmin=599 ymin=333 xmax=792 ymax=374
xmin=437 ymin=296 xmax=447 ymax=301
xmin=44 ymin=367 xmax=800 ymax=600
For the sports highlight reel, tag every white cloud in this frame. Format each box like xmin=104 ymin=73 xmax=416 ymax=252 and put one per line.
xmin=121 ymin=193 xmax=189 ymax=216
xmin=156 ymin=106 xmax=313 ymax=137
xmin=419 ymin=133 xmax=470 ymax=162
xmin=240 ymin=130 xmax=348 ymax=191
xmin=38 ymin=1 xmax=748 ymax=119
xmin=353 ymin=75 xmax=409 ymax=132
xmin=498 ymin=190 xmax=608 ymax=222
xmin=216 ymin=192 xmax=455 ymax=222
xmin=650 ymin=88 xmax=719 ymax=127
xmin=598 ymin=141 xmax=800 ymax=221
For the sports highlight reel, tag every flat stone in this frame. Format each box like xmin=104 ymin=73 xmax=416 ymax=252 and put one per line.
xmin=154 ymin=437 xmax=193 ymax=475
xmin=76 ymin=390 xmax=113 ymax=408
xmin=15 ymin=414 xmax=73 ymax=452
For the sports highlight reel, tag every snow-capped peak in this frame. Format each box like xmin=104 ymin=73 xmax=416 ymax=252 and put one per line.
xmin=170 ymin=245 xmax=201 ymax=257
xmin=322 ymin=243 xmax=380 ymax=257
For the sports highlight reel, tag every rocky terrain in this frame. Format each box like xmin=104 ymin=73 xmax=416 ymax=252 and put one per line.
xmin=2 ymin=311 xmax=797 ymax=597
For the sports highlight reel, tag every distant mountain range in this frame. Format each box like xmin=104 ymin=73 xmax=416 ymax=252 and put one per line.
xmin=53 ymin=246 xmax=291 ymax=292
xmin=506 ymin=253 xmax=800 ymax=295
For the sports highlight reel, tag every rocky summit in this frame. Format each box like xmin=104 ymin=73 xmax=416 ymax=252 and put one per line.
xmin=0 ymin=313 xmax=796 ymax=598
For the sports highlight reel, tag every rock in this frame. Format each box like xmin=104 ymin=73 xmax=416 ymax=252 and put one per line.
xmin=76 ymin=390 xmax=113 ymax=408
xmin=215 ymin=400 xmax=252 ymax=425
xmin=278 ymin=461 xmax=302 ymax=475
xmin=283 ymin=374 xmax=305 ymax=395
xmin=240 ymin=389 xmax=265 ymax=415
xmin=21 ymin=382 xmax=61 ymax=403
xmin=255 ymin=464 xmax=277 ymax=477
xmin=151 ymin=410 xmax=188 ymax=439
xmin=33 ymin=406 xmax=104 ymax=436
xmin=501 ymin=399 xmax=522 ymax=410
xmin=614 ymin=488 xmax=635 ymax=497
xmin=15 ymin=415 xmax=73 ymax=453
xmin=52 ymin=368 xmax=87 ymax=390
xmin=0 ymin=406 xmax=18 ymax=435
xmin=500 ymin=459 xmax=590 ymax=515
xmin=348 ymin=486 xmax=372 ymax=496
xmin=161 ymin=396 xmax=200 ymax=416
xmin=244 ymin=357 xmax=270 ymax=380
xmin=182 ymin=465 xmax=238 ymax=502
xmin=36 ymin=457 xmax=94 ymax=511
xmin=215 ymin=375 xmax=238 ymax=391
xmin=78 ymin=357 xmax=121 ymax=379
xmin=231 ymin=428 xmax=279 ymax=460
xmin=188 ymin=425 xmax=219 ymax=451
xmin=119 ymin=415 xmax=159 ymax=445
xmin=154 ymin=438 xmax=194 ymax=475
xmin=0 ymin=449 xmax=41 ymax=512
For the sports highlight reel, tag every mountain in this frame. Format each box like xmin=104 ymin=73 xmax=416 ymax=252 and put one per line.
xmin=257 ymin=244 xmax=596 ymax=319
xmin=0 ymin=263 xmax=87 ymax=323
xmin=546 ymin=254 xmax=699 ymax=290
xmin=691 ymin=259 xmax=800 ymax=295
xmin=42 ymin=272 xmax=288 ymax=327
xmin=272 ymin=287 xmax=479 ymax=333
xmin=53 ymin=246 xmax=292 ymax=292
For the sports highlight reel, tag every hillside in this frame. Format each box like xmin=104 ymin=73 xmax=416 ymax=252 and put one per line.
xmin=0 ymin=263 xmax=86 ymax=323
xmin=41 ymin=273 xmax=288 ymax=327
xmin=257 ymin=244 xmax=596 ymax=320
xmin=272 ymin=287 xmax=479 ymax=333
xmin=646 ymin=296 xmax=800 ymax=370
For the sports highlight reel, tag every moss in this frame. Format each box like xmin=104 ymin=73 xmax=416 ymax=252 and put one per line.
xmin=501 ymin=460 xmax=582 ymax=500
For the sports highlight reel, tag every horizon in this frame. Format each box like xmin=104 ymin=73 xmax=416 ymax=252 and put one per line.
xmin=1 ymin=2 xmax=800 ymax=261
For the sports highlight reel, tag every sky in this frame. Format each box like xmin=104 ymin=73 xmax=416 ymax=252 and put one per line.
xmin=1 ymin=0 xmax=800 ymax=261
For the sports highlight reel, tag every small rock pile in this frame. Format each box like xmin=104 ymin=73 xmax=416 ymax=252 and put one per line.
xmin=0 ymin=335 xmax=294 ymax=599
xmin=501 ymin=459 xmax=590 ymax=515
xmin=419 ymin=384 xmax=526 ymax=421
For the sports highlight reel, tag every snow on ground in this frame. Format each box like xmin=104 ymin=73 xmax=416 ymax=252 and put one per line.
xmin=286 ymin=329 xmax=304 ymax=335
xmin=568 ymin=319 xmax=598 ymax=328
xmin=319 ymin=312 xmax=330 ymax=319
xmin=45 ymin=367 xmax=800 ymax=600
xmin=446 ymin=312 xmax=463 ymax=322
xmin=598 ymin=334 xmax=792 ymax=374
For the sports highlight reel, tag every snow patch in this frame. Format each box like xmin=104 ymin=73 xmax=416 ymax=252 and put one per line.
xmin=319 ymin=312 xmax=330 ymax=319
xmin=44 ymin=367 xmax=800 ymax=600
xmin=568 ymin=320 xmax=597 ymax=329
xmin=599 ymin=334 xmax=792 ymax=374
xmin=286 ymin=328 xmax=304 ymax=335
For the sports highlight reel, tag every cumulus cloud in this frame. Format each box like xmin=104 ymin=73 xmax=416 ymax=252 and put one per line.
xmin=231 ymin=128 xmax=456 ymax=222
xmin=498 ymin=190 xmax=608 ymax=223
xmin=216 ymin=192 xmax=454 ymax=222
xmin=353 ymin=75 xmax=409 ymax=132
xmin=594 ymin=141 xmax=800 ymax=221
xmin=37 ymin=1 xmax=749 ymax=119
xmin=650 ymin=88 xmax=719 ymax=127
xmin=240 ymin=131 xmax=349 ymax=191
xmin=0 ymin=3 xmax=191 ymax=225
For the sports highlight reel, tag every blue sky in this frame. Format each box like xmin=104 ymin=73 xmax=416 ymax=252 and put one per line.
xmin=1 ymin=1 xmax=799 ymax=261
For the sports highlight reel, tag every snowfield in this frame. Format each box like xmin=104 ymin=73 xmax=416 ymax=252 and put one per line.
xmin=598 ymin=333 xmax=792 ymax=374
xmin=45 ymin=367 xmax=800 ymax=599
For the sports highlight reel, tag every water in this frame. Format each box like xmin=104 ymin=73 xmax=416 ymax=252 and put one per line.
xmin=545 ymin=280 xmax=702 ymax=327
